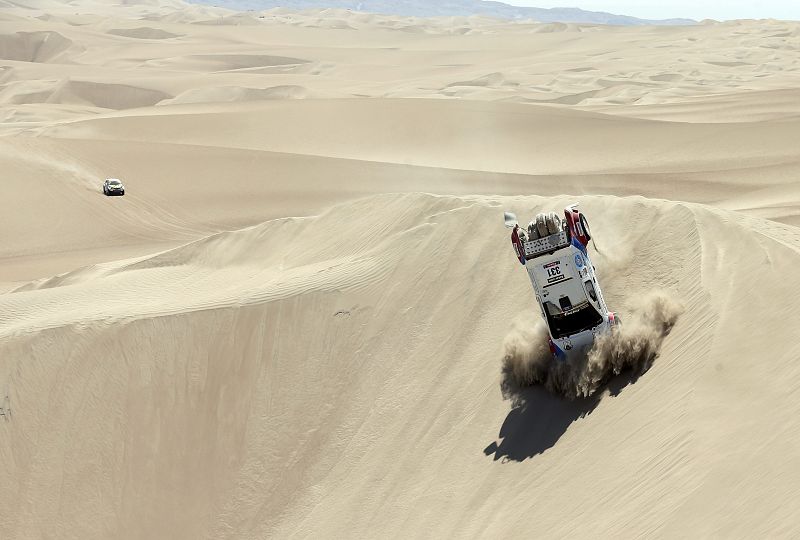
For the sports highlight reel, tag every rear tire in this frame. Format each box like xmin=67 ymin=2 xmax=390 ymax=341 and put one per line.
xmin=535 ymin=213 xmax=548 ymax=238
xmin=527 ymin=221 xmax=540 ymax=240
xmin=546 ymin=212 xmax=560 ymax=235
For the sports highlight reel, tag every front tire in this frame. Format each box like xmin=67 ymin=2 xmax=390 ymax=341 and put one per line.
xmin=609 ymin=312 xmax=621 ymax=332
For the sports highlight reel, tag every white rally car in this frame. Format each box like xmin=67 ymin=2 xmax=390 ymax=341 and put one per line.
xmin=504 ymin=205 xmax=618 ymax=361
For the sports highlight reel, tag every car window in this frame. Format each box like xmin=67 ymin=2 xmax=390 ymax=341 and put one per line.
xmin=584 ymin=280 xmax=597 ymax=302
xmin=545 ymin=301 xmax=604 ymax=338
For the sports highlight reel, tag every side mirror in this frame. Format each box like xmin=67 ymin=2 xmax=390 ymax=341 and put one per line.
xmin=504 ymin=211 xmax=518 ymax=229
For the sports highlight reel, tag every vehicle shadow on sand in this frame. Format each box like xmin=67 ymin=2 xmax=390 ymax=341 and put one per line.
xmin=483 ymin=372 xmax=639 ymax=462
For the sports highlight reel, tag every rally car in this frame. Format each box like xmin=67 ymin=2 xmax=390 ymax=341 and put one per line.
xmin=102 ymin=178 xmax=125 ymax=196
xmin=504 ymin=204 xmax=618 ymax=360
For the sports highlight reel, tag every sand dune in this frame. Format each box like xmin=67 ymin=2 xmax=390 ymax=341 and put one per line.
xmin=108 ymin=27 xmax=183 ymax=39
xmin=58 ymin=81 xmax=172 ymax=109
xmin=0 ymin=31 xmax=75 ymax=63
xmin=2 ymin=193 xmax=800 ymax=538
xmin=160 ymin=84 xmax=309 ymax=105
xmin=0 ymin=80 xmax=173 ymax=109
xmin=41 ymin=99 xmax=800 ymax=179
xmin=1 ymin=2 xmax=800 ymax=538
xmin=153 ymin=53 xmax=311 ymax=72
xmin=1 ymin=10 xmax=798 ymax=123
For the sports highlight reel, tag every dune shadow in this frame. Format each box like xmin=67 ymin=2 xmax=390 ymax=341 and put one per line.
xmin=483 ymin=371 xmax=639 ymax=462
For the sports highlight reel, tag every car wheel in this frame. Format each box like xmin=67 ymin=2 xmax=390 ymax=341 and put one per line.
xmin=527 ymin=221 xmax=540 ymax=240
xmin=545 ymin=212 xmax=560 ymax=235
xmin=609 ymin=312 xmax=622 ymax=331
xmin=535 ymin=213 xmax=549 ymax=238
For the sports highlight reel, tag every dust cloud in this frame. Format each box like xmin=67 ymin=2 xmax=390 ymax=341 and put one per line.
xmin=501 ymin=292 xmax=683 ymax=401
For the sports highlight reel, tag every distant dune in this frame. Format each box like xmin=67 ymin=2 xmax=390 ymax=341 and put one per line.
xmin=108 ymin=27 xmax=183 ymax=39
xmin=0 ymin=31 xmax=75 ymax=62
xmin=160 ymin=84 xmax=309 ymax=105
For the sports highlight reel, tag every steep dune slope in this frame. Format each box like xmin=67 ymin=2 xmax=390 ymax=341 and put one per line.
xmin=2 ymin=193 xmax=799 ymax=538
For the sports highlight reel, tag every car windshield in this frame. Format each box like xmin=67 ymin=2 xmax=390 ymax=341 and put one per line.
xmin=544 ymin=300 xmax=604 ymax=339
xmin=108 ymin=180 xmax=121 ymax=186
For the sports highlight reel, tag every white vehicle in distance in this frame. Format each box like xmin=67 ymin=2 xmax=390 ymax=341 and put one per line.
xmin=102 ymin=178 xmax=125 ymax=196
xmin=504 ymin=204 xmax=619 ymax=361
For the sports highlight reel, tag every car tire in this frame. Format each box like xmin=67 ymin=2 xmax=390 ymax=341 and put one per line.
xmin=527 ymin=221 xmax=540 ymax=240
xmin=535 ymin=213 xmax=549 ymax=238
xmin=610 ymin=312 xmax=622 ymax=331
xmin=546 ymin=212 xmax=560 ymax=235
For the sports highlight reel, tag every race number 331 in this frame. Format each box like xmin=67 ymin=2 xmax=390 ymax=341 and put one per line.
xmin=543 ymin=261 xmax=565 ymax=283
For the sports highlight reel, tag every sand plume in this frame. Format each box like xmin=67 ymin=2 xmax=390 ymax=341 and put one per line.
xmin=502 ymin=292 xmax=683 ymax=401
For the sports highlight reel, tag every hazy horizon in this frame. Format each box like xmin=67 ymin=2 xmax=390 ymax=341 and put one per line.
xmin=505 ymin=0 xmax=800 ymax=21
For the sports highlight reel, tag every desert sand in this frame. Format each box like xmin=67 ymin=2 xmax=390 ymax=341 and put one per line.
xmin=1 ymin=0 xmax=800 ymax=538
